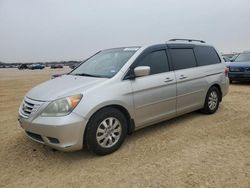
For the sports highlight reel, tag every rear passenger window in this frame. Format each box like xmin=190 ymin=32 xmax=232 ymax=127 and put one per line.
xmin=137 ymin=50 xmax=169 ymax=75
xmin=195 ymin=46 xmax=221 ymax=66
xmin=170 ymin=49 xmax=197 ymax=70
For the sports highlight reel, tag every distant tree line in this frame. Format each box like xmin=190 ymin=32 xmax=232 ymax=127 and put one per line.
xmin=0 ymin=60 xmax=83 ymax=68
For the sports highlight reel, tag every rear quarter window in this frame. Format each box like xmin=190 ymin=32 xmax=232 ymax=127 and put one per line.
xmin=195 ymin=46 xmax=221 ymax=66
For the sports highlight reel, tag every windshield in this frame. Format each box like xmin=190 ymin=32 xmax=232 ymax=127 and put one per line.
xmin=70 ymin=47 xmax=139 ymax=78
xmin=234 ymin=53 xmax=250 ymax=62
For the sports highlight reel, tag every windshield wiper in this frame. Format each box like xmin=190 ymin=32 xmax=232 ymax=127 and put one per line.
xmin=72 ymin=73 xmax=108 ymax=78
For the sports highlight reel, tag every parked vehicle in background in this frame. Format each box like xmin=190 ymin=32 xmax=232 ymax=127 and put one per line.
xmin=28 ymin=63 xmax=45 ymax=70
xmin=230 ymin=54 xmax=239 ymax=62
xmin=69 ymin=64 xmax=74 ymax=69
xmin=69 ymin=63 xmax=79 ymax=69
xmin=51 ymin=64 xmax=63 ymax=69
xmin=18 ymin=39 xmax=229 ymax=155
xmin=0 ymin=62 xmax=5 ymax=68
xmin=18 ymin=64 xmax=28 ymax=70
xmin=227 ymin=52 xmax=250 ymax=83
xmin=222 ymin=55 xmax=231 ymax=62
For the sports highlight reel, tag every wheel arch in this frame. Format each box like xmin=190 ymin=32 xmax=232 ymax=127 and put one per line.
xmin=106 ymin=104 xmax=135 ymax=135
xmin=209 ymin=83 xmax=222 ymax=102
xmin=83 ymin=104 xmax=135 ymax=146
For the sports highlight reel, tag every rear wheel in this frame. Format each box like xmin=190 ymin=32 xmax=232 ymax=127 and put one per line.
xmin=85 ymin=107 xmax=127 ymax=155
xmin=201 ymin=86 xmax=220 ymax=114
xmin=229 ymin=79 xmax=233 ymax=84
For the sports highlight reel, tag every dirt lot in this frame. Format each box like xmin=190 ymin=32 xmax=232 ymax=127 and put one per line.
xmin=0 ymin=68 xmax=250 ymax=188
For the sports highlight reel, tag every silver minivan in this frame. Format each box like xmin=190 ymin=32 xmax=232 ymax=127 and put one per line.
xmin=18 ymin=39 xmax=229 ymax=155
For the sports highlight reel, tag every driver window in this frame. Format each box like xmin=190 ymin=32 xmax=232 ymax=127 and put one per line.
xmin=137 ymin=50 xmax=169 ymax=75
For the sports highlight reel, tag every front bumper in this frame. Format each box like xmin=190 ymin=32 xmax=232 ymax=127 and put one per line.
xmin=18 ymin=112 xmax=87 ymax=151
xmin=229 ymin=72 xmax=250 ymax=81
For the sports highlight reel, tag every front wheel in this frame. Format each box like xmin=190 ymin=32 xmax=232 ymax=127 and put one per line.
xmin=85 ymin=107 xmax=127 ymax=155
xmin=201 ymin=86 xmax=220 ymax=114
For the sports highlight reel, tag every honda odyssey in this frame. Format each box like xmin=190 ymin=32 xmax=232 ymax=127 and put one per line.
xmin=18 ymin=39 xmax=229 ymax=155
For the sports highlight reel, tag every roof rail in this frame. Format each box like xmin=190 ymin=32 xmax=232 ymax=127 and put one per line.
xmin=169 ymin=39 xmax=206 ymax=43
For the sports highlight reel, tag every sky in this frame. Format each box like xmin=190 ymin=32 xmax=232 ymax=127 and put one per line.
xmin=0 ymin=0 xmax=250 ymax=63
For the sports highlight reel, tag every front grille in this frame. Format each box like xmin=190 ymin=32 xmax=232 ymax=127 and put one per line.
xmin=22 ymin=101 xmax=34 ymax=116
xmin=26 ymin=131 xmax=44 ymax=142
xmin=230 ymin=67 xmax=245 ymax=72
xmin=20 ymin=97 xmax=43 ymax=118
xmin=245 ymin=67 xmax=250 ymax=72
xmin=230 ymin=67 xmax=250 ymax=72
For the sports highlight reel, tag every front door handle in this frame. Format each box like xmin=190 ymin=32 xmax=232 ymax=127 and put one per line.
xmin=179 ymin=75 xmax=187 ymax=80
xmin=164 ymin=77 xmax=174 ymax=83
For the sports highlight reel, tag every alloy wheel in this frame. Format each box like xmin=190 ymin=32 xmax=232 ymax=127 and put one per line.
xmin=96 ymin=117 xmax=122 ymax=148
xmin=208 ymin=91 xmax=218 ymax=111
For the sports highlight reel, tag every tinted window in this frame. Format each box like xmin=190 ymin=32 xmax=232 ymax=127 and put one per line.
xmin=137 ymin=50 xmax=169 ymax=75
xmin=170 ymin=49 xmax=197 ymax=70
xmin=195 ymin=46 xmax=221 ymax=66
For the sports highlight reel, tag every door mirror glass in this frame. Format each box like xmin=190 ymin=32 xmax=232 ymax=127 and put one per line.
xmin=134 ymin=66 xmax=150 ymax=77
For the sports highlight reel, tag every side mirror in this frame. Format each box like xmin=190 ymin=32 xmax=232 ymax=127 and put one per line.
xmin=134 ymin=66 xmax=150 ymax=77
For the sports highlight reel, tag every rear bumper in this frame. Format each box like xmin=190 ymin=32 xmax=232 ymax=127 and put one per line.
xmin=229 ymin=72 xmax=250 ymax=81
xmin=18 ymin=113 xmax=87 ymax=151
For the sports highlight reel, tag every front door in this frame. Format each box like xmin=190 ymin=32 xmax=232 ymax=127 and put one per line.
xmin=130 ymin=48 xmax=177 ymax=128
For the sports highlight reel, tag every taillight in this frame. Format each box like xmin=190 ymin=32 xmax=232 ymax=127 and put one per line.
xmin=224 ymin=67 xmax=229 ymax=77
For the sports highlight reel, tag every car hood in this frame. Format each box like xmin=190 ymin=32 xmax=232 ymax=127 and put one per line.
xmin=26 ymin=75 xmax=107 ymax=101
xmin=227 ymin=61 xmax=250 ymax=67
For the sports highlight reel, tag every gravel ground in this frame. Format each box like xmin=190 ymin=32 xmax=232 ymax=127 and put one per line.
xmin=0 ymin=68 xmax=250 ymax=188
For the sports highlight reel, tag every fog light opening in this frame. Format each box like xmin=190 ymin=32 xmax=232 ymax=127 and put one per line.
xmin=47 ymin=137 xmax=60 ymax=144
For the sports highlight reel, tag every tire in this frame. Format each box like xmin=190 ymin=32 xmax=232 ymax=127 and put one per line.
xmin=201 ymin=86 xmax=220 ymax=114
xmin=85 ymin=107 xmax=127 ymax=155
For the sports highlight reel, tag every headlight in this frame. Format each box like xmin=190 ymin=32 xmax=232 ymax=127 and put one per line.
xmin=41 ymin=94 xmax=82 ymax=117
